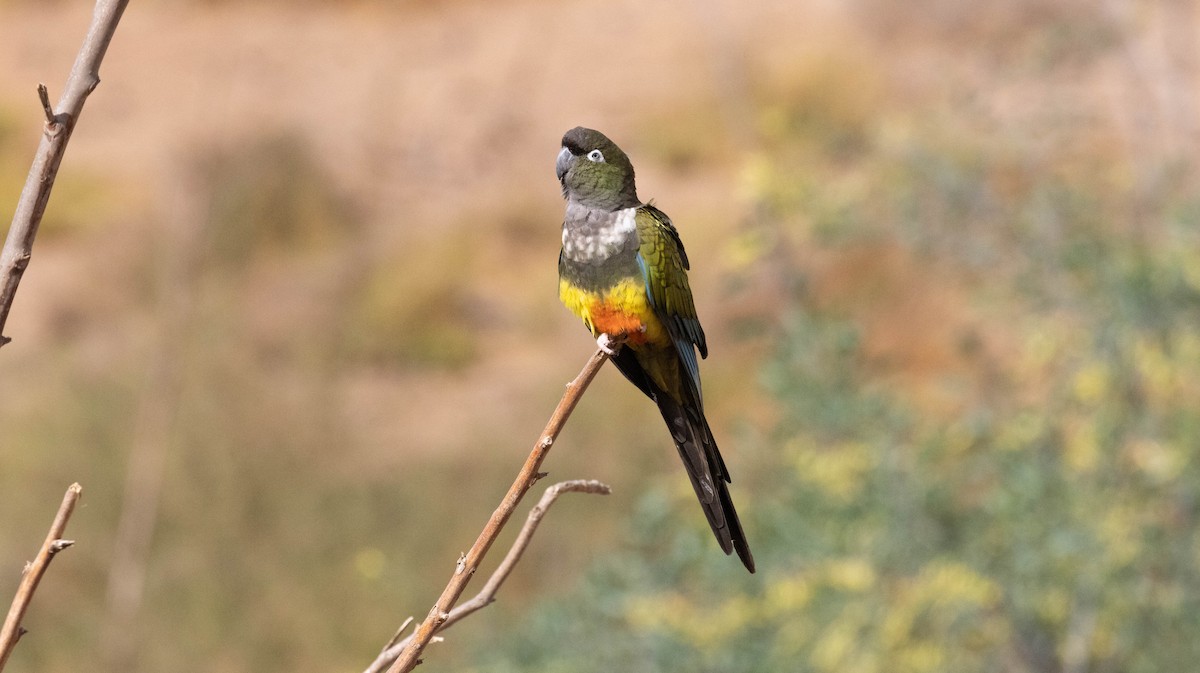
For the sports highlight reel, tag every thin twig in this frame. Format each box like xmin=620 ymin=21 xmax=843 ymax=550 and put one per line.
xmin=0 ymin=484 xmax=83 ymax=671
xmin=36 ymin=85 xmax=54 ymax=127
xmin=384 ymin=345 xmax=619 ymax=673
xmin=0 ymin=0 xmax=131 ymax=347
xmin=366 ymin=480 xmax=611 ymax=673
xmin=378 ymin=617 xmax=415 ymax=658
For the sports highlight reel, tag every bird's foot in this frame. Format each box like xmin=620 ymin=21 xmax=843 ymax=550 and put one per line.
xmin=597 ymin=332 xmax=624 ymax=356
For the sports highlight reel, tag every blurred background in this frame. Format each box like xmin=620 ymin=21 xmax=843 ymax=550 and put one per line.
xmin=2 ymin=0 xmax=1199 ymax=671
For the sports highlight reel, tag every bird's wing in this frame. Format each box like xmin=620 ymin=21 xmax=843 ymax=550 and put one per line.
xmin=634 ymin=204 xmax=708 ymax=400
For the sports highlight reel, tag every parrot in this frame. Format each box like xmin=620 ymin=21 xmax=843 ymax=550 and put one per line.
xmin=555 ymin=126 xmax=755 ymax=573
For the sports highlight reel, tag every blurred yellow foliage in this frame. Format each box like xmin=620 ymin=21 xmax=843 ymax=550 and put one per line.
xmin=792 ymin=439 xmax=873 ymax=502
xmin=1034 ymin=586 xmax=1070 ymax=625
xmin=736 ymin=153 xmax=775 ymax=206
xmin=353 ymin=547 xmax=386 ymax=581
xmin=764 ymin=572 xmax=814 ymax=615
xmin=1132 ymin=336 xmax=1182 ymax=405
xmin=724 ymin=228 xmax=774 ymax=271
xmin=625 ymin=591 xmax=757 ymax=652
xmin=1099 ymin=503 xmax=1140 ymax=568
xmin=823 ymin=557 xmax=876 ymax=592
xmin=811 ymin=604 xmax=874 ymax=673
xmin=1062 ymin=416 xmax=1099 ymax=473
xmin=920 ymin=561 xmax=1001 ymax=606
xmin=1072 ymin=361 xmax=1110 ymax=406
xmin=1126 ymin=437 xmax=1184 ymax=484
xmin=994 ymin=412 xmax=1046 ymax=452
xmin=1018 ymin=320 xmax=1076 ymax=386
xmin=881 ymin=561 xmax=1005 ymax=672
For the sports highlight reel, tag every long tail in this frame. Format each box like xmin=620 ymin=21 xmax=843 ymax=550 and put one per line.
xmin=655 ymin=394 xmax=755 ymax=573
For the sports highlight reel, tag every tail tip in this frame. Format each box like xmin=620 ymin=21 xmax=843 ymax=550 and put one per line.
xmin=737 ymin=545 xmax=756 ymax=573
xmin=723 ymin=537 xmax=755 ymax=573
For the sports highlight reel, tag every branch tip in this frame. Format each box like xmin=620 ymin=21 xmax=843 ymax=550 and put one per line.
xmin=1 ymin=483 xmax=85 ymax=667
xmin=380 ymin=618 xmax=412 ymax=653
xmin=36 ymin=84 xmax=54 ymax=125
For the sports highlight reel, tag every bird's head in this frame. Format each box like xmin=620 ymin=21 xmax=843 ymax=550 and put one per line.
xmin=556 ymin=127 xmax=639 ymax=211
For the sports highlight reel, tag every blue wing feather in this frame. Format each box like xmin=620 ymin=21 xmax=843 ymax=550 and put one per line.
xmin=676 ymin=333 xmax=702 ymax=402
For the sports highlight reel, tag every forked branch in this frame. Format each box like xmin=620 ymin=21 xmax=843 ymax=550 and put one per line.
xmin=0 ymin=484 xmax=83 ymax=671
xmin=382 ymin=344 xmax=618 ymax=673
xmin=366 ymin=479 xmax=612 ymax=673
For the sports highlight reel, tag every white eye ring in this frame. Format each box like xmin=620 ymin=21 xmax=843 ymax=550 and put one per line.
xmin=586 ymin=149 xmax=604 ymax=163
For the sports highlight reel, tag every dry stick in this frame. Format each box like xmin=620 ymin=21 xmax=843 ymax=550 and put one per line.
xmin=0 ymin=0 xmax=131 ymax=347
xmin=385 ymin=345 xmax=618 ymax=673
xmin=365 ymin=479 xmax=612 ymax=673
xmin=0 ymin=484 xmax=83 ymax=672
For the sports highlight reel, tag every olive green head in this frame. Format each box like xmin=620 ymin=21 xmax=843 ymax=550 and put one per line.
xmin=556 ymin=127 xmax=639 ymax=211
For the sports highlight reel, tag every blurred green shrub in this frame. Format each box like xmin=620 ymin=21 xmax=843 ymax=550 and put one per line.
xmin=470 ymin=54 xmax=1200 ymax=673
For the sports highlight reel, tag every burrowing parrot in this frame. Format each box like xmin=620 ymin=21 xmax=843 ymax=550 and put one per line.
xmin=555 ymin=126 xmax=755 ymax=573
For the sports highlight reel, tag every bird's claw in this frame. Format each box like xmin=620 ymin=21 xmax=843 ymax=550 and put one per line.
xmin=597 ymin=333 xmax=620 ymax=356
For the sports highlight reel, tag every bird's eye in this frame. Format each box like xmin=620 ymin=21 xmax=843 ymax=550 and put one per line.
xmin=586 ymin=149 xmax=604 ymax=163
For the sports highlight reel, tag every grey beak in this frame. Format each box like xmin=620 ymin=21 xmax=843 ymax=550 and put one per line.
xmin=556 ymin=146 xmax=573 ymax=182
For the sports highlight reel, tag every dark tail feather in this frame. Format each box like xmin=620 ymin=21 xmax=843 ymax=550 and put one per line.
xmin=655 ymin=394 xmax=755 ymax=573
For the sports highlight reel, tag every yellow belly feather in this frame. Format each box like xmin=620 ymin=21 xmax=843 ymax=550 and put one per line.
xmin=559 ymin=277 xmax=683 ymax=400
xmin=558 ymin=278 xmax=669 ymax=346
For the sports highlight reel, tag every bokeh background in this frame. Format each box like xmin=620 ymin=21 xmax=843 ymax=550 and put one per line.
xmin=2 ymin=0 xmax=1200 ymax=671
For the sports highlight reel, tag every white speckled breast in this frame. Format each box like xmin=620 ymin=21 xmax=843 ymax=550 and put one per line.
xmin=561 ymin=204 xmax=638 ymax=264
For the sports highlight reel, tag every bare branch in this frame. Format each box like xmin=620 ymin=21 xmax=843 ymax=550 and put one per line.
xmin=366 ymin=480 xmax=612 ymax=673
xmin=382 ymin=345 xmax=619 ymax=673
xmin=0 ymin=0 xmax=131 ymax=347
xmin=0 ymin=484 xmax=83 ymax=671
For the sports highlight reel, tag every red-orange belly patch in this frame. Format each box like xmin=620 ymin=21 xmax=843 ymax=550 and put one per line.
xmin=588 ymin=301 xmax=650 ymax=345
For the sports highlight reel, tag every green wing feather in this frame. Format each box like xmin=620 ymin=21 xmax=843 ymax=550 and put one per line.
xmin=635 ymin=205 xmax=707 ymax=399
xmin=629 ymin=205 xmax=755 ymax=571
